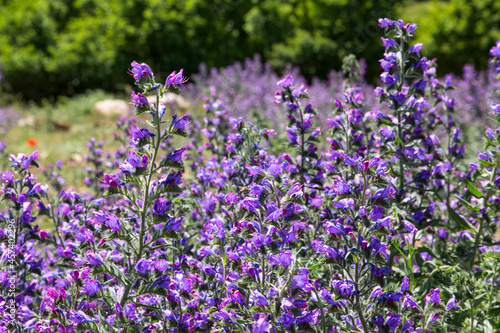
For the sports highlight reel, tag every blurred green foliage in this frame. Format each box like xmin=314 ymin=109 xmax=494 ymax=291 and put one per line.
xmin=399 ymin=0 xmax=500 ymax=76
xmin=0 ymin=0 xmax=498 ymax=101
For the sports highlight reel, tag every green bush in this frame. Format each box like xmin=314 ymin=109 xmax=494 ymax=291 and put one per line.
xmin=1 ymin=0 xmax=497 ymax=100
xmin=0 ymin=0 xmax=399 ymax=100
xmin=398 ymin=0 xmax=500 ymax=75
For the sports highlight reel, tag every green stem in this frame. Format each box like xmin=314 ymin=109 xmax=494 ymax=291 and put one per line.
xmin=469 ymin=160 xmax=499 ymax=269
xmin=488 ymin=260 xmax=499 ymax=315
xmin=470 ymin=298 xmax=475 ymax=333
xmin=121 ymin=85 xmax=163 ymax=307
xmin=355 ymin=262 xmax=369 ymax=333
xmin=313 ymin=289 xmax=327 ymax=333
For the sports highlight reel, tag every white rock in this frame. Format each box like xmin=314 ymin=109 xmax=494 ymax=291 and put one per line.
xmin=92 ymin=100 xmax=131 ymax=117
xmin=17 ymin=115 xmax=35 ymax=127
xmin=147 ymin=92 xmax=190 ymax=109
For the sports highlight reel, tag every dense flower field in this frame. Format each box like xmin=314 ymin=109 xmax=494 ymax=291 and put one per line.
xmin=1 ymin=18 xmax=500 ymax=333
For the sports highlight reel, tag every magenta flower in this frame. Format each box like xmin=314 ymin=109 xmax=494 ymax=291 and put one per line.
xmin=102 ymin=173 xmax=124 ymax=189
xmin=130 ymin=91 xmax=149 ymax=108
xmin=129 ymin=61 xmax=153 ymax=82
xmin=165 ymin=69 xmax=188 ymax=86
xmin=277 ymin=74 xmax=294 ymax=87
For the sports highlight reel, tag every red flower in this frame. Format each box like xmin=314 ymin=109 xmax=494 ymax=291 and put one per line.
xmin=26 ymin=138 xmax=37 ymax=147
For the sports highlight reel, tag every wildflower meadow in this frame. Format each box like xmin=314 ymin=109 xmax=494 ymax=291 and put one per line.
xmin=1 ymin=18 xmax=500 ymax=333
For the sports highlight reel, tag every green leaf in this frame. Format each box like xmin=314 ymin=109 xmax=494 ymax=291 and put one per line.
xmin=446 ymin=204 xmax=476 ymax=233
xmin=479 ymin=159 xmax=496 ymax=168
xmin=137 ymin=284 xmax=170 ymax=297
xmin=464 ymin=178 xmax=484 ymax=198
xmin=454 ymin=195 xmax=480 ymax=213
xmin=93 ymin=261 xmax=130 ymax=285
xmin=159 ymin=157 xmax=184 ymax=170
xmin=377 ymin=117 xmax=396 ymax=126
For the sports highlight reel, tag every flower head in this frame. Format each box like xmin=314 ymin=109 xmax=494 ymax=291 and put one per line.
xmin=129 ymin=61 xmax=153 ymax=83
xmin=165 ymin=69 xmax=188 ymax=86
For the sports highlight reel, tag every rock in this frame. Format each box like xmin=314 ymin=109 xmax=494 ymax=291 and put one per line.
xmin=92 ymin=100 xmax=131 ymax=117
xmin=17 ymin=115 xmax=35 ymax=127
xmin=147 ymin=92 xmax=190 ymax=109
xmin=51 ymin=120 xmax=71 ymax=131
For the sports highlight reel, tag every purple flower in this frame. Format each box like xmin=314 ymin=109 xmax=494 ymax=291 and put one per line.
xmin=292 ymin=83 xmax=307 ymax=97
xmin=164 ymin=216 xmax=183 ymax=231
xmin=491 ymin=103 xmax=500 ymax=114
xmin=204 ymin=218 xmax=225 ymax=240
xmin=130 ymin=91 xmax=149 ymax=108
xmin=86 ymin=251 xmax=104 ymax=266
xmin=253 ymin=313 xmax=270 ymax=333
xmin=250 ymin=290 xmax=269 ymax=307
xmin=386 ymin=312 xmax=401 ymax=332
xmin=408 ymin=43 xmax=423 ymax=54
xmin=170 ymin=115 xmax=190 ymax=131
xmin=277 ymin=75 xmax=294 ymax=87
xmin=381 ymin=37 xmax=397 ymax=48
xmin=379 ymin=127 xmax=394 ymax=138
xmin=333 ymin=198 xmax=354 ymax=210
xmin=154 ymin=259 xmax=168 ymax=272
xmin=129 ymin=61 xmax=153 ymax=82
xmin=10 ymin=152 xmax=36 ymax=170
xmin=446 ymin=295 xmax=458 ymax=309
xmin=165 ymin=148 xmax=186 ymax=163
xmin=403 ymin=220 xmax=417 ymax=233
xmin=425 ymin=288 xmax=441 ymax=304
xmin=287 ymin=183 xmax=303 ymax=198
xmin=241 ymin=197 xmax=260 ymax=211
xmin=165 ymin=69 xmax=188 ymax=86
xmin=152 ymin=198 xmax=171 ymax=216
xmin=390 ymin=92 xmax=407 ymax=105
xmin=401 ymin=276 xmax=410 ymax=292
xmin=478 ymin=150 xmax=491 ymax=161
xmin=490 ymin=41 xmax=500 ymax=57
xmin=381 ymin=73 xmax=397 ymax=87
xmin=407 ymin=23 xmax=417 ymax=33
xmin=82 ymin=279 xmax=101 ymax=296
xmin=129 ymin=125 xmax=152 ymax=148
xmin=225 ymin=192 xmax=238 ymax=205
xmin=102 ymin=174 xmax=124 ymax=189
xmin=135 ymin=259 xmax=150 ymax=275
xmin=278 ymin=313 xmax=295 ymax=328
xmin=369 ymin=206 xmax=385 ymax=221
xmin=286 ymin=127 xmax=298 ymax=144
xmin=378 ymin=18 xmax=394 ymax=28
xmin=2 ymin=170 xmax=13 ymax=183
xmin=370 ymin=286 xmax=384 ymax=299
xmin=124 ymin=302 xmax=137 ymax=319
xmin=338 ymin=282 xmax=353 ymax=296
xmin=106 ymin=213 xmax=122 ymax=232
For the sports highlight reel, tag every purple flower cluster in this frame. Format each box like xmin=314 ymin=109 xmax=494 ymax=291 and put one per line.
xmin=1 ymin=18 xmax=500 ymax=333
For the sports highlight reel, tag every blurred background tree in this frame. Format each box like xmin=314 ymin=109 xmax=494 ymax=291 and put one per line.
xmin=0 ymin=0 xmax=499 ymax=101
